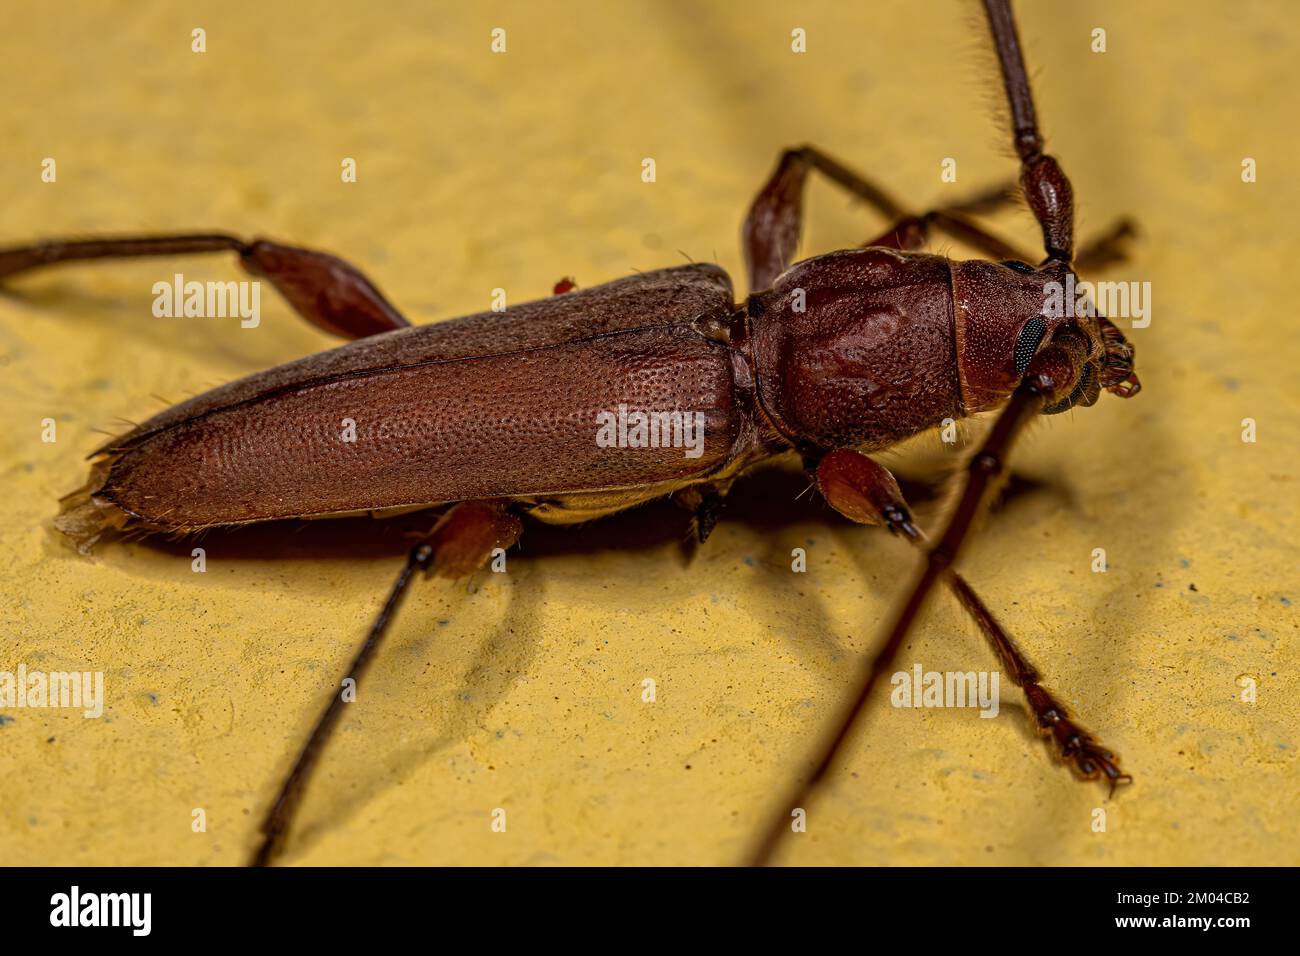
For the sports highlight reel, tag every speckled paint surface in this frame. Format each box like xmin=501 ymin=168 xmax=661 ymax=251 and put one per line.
xmin=0 ymin=1 xmax=1296 ymax=866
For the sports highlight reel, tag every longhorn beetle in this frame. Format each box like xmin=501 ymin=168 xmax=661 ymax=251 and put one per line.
xmin=1 ymin=0 xmax=1140 ymax=866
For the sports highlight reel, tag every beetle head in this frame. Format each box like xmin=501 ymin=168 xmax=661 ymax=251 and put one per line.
xmin=951 ymin=258 xmax=1140 ymax=415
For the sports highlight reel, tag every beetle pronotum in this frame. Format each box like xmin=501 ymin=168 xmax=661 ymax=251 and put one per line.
xmin=1 ymin=0 xmax=1140 ymax=865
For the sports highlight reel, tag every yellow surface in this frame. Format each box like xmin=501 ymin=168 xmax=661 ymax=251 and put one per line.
xmin=1 ymin=1 xmax=1296 ymax=866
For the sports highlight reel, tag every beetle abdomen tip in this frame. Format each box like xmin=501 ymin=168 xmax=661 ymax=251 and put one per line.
xmin=54 ymin=460 xmax=130 ymax=554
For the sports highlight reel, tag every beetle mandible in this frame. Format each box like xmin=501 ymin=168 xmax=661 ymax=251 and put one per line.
xmin=0 ymin=0 xmax=1140 ymax=866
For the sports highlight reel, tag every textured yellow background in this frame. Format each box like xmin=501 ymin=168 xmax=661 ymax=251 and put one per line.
xmin=1 ymin=1 xmax=1296 ymax=866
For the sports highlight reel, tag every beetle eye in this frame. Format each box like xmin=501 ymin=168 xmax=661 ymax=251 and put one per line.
xmin=1013 ymin=317 xmax=1046 ymax=375
xmin=1000 ymin=259 xmax=1036 ymax=274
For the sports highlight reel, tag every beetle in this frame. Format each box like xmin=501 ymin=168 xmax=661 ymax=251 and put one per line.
xmin=0 ymin=0 xmax=1140 ymax=865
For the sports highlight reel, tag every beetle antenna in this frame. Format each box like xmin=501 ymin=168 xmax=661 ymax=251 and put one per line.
xmin=983 ymin=0 xmax=1075 ymax=263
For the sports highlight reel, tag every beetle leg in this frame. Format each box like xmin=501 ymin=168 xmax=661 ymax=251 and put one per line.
xmin=249 ymin=499 xmax=522 ymax=866
xmin=0 ymin=234 xmax=409 ymax=339
xmin=744 ymin=147 xmax=903 ymax=292
xmin=861 ymin=179 xmax=1031 ymax=260
xmin=673 ymin=483 xmax=728 ymax=544
xmin=810 ymin=449 xmax=1130 ymax=784
xmin=743 ymin=145 xmax=1028 ymax=289
xmin=863 ymin=208 xmax=1034 ymax=263
xmin=749 ymin=332 xmax=1102 ymax=865
xmin=866 ymin=209 xmax=1138 ymax=275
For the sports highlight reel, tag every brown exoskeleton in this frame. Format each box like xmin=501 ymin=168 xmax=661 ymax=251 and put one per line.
xmin=0 ymin=0 xmax=1140 ymax=866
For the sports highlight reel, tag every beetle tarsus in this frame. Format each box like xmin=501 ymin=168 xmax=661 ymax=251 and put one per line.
xmin=1025 ymin=683 xmax=1132 ymax=792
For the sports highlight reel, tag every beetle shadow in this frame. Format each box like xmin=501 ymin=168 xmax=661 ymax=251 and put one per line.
xmin=1 ymin=271 xmax=329 ymax=378
xmin=111 ymin=455 xmax=1063 ymax=860
xmin=57 ymin=443 xmax=1076 ymax=862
